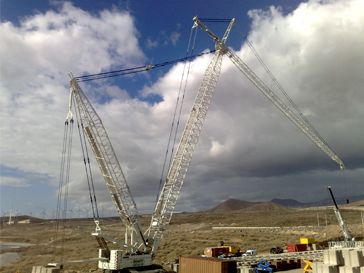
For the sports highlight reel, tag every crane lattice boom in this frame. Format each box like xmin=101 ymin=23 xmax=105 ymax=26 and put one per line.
xmin=69 ymin=79 xmax=147 ymax=250
xmin=147 ymin=19 xmax=235 ymax=254
xmin=193 ymin=17 xmax=345 ymax=170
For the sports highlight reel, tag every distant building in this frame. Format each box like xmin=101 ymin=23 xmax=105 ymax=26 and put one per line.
xmin=18 ymin=219 xmax=31 ymax=224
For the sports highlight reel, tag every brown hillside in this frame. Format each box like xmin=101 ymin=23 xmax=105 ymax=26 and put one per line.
xmin=244 ymin=201 xmax=288 ymax=212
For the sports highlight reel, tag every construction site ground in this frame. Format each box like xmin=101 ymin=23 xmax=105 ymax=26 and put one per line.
xmin=0 ymin=207 xmax=363 ymax=273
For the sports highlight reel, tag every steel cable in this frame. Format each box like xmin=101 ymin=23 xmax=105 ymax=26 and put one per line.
xmin=155 ymin=26 xmax=198 ymax=204
xmin=74 ymin=50 xmax=215 ymax=82
xmin=74 ymin=101 xmax=98 ymax=220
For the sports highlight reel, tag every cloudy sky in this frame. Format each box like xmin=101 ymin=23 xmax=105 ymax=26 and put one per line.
xmin=1 ymin=0 xmax=363 ymax=218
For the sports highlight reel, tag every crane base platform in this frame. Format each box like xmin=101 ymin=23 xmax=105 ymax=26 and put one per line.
xmin=98 ymin=249 xmax=157 ymax=271
xmin=102 ymin=264 xmax=165 ymax=273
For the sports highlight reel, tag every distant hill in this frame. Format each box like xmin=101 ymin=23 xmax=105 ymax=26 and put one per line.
xmin=270 ymin=198 xmax=307 ymax=207
xmin=310 ymin=195 xmax=364 ymax=207
xmin=270 ymin=195 xmax=364 ymax=208
xmin=206 ymin=195 xmax=364 ymax=214
xmin=206 ymin=198 xmax=287 ymax=213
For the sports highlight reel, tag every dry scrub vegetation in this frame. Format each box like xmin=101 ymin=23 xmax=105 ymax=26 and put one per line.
xmin=0 ymin=207 xmax=363 ymax=273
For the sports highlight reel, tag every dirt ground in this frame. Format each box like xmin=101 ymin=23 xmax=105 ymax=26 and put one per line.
xmin=0 ymin=207 xmax=363 ymax=273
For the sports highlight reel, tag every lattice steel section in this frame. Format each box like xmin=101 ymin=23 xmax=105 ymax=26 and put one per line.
xmin=148 ymin=50 xmax=224 ymax=254
xmin=193 ymin=17 xmax=345 ymax=170
xmin=333 ymin=209 xmax=352 ymax=241
xmin=70 ymin=79 xmax=146 ymax=250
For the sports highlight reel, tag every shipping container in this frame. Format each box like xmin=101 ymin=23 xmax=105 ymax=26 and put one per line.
xmin=204 ymin=247 xmax=230 ymax=257
xmin=287 ymin=243 xmax=307 ymax=252
xmin=179 ymin=256 xmax=237 ymax=273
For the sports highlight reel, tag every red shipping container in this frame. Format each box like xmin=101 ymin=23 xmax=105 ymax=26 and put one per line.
xmin=287 ymin=244 xmax=307 ymax=252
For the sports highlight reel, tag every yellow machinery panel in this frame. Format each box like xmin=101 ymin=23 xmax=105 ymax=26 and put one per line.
xmin=226 ymin=245 xmax=240 ymax=253
xmin=300 ymin=237 xmax=315 ymax=244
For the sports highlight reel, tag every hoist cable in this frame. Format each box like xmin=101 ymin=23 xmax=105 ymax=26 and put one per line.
xmin=79 ymin=112 xmax=100 ymax=219
xmin=55 ymin=121 xmax=69 ymax=241
xmin=84 ymin=128 xmax=100 ymax=219
xmin=156 ymin=26 xmax=198 ymax=203
xmin=74 ymin=50 xmax=216 ymax=82
xmin=55 ymin=118 xmax=73 ymax=262
xmin=63 ymin=118 xmax=73 ymax=221
xmin=247 ymin=40 xmax=337 ymax=159
xmin=234 ymin=22 xmax=338 ymax=164
xmin=234 ymin=23 xmax=306 ymax=118
xmin=73 ymin=101 xmax=98 ymax=220
xmin=246 ymin=40 xmax=325 ymax=139
xmin=167 ymin=25 xmax=198 ymax=174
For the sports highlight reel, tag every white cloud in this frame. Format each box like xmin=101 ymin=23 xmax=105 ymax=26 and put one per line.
xmin=0 ymin=3 xmax=145 ymax=201
xmin=146 ymin=38 xmax=159 ymax=49
xmin=1 ymin=0 xmax=363 ymax=215
xmin=170 ymin=31 xmax=181 ymax=46
xmin=146 ymin=29 xmax=181 ymax=49
xmin=139 ymin=0 xmax=364 ymax=209
xmin=0 ymin=176 xmax=29 ymax=187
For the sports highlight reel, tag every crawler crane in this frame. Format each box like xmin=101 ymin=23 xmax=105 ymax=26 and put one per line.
xmin=65 ymin=16 xmax=345 ymax=272
xmin=67 ymin=18 xmax=235 ymax=271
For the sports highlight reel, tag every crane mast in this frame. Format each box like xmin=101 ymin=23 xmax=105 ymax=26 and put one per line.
xmin=192 ymin=17 xmax=345 ymax=170
xmin=147 ymin=19 xmax=235 ymax=255
xmin=69 ymin=78 xmax=147 ymax=252
xmin=327 ymin=186 xmax=353 ymax=241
